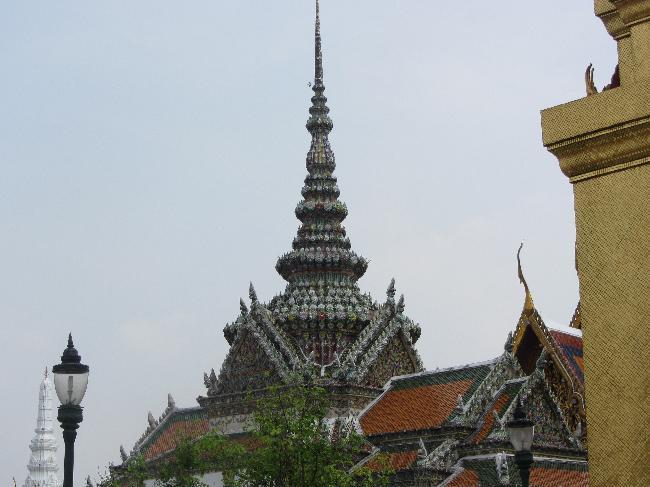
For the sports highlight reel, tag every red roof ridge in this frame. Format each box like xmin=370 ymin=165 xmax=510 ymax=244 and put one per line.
xmin=548 ymin=324 xmax=582 ymax=338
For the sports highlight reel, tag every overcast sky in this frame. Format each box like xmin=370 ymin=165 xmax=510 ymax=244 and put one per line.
xmin=1 ymin=0 xmax=617 ymax=482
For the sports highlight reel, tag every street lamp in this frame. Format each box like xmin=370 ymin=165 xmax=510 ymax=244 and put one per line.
xmin=53 ymin=334 xmax=89 ymax=487
xmin=507 ymin=397 xmax=535 ymax=487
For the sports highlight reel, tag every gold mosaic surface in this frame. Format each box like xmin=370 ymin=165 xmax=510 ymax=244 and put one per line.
xmin=541 ymin=2 xmax=650 ymax=484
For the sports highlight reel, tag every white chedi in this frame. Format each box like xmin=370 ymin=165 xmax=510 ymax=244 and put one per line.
xmin=23 ymin=368 xmax=61 ymax=487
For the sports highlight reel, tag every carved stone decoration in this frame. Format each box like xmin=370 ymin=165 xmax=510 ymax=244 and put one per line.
xmin=460 ymin=353 xmax=523 ymax=426
xmin=396 ymin=294 xmax=405 ymax=315
xmin=416 ymin=438 xmax=428 ymax=464
xmin=120 ymin=445 xmax=128 ymax=463
xmin=167 ymin=393 xmax=176 ymax=410
xmin=213 ymin=330 xmax=284 ymax=395
xmin=506 ymin=366 xmax=576 ymax=450
xmin=423 ymin=439 xmax=459 ymax=471
xmin=585 ymin=63 xmax=598 ymax=96
xmin=543 ymin=357 xmax=586 ymax=446
xmin=249 ymin=282 xmax=258 ymax=303
xmin=504 ymin=331 xmax=514 ymax=353
xmin=386 ymin=278 xmax=396 ymax=303
xmin=239 ymin=298 xmax=248 ymax=315
xmin=456 ymin=394 xmax=465 ymax=414
xmin=361 ymin=333 xmax=421 ymax=388
xmin=495 ymin=452 xmax=510 ymax=485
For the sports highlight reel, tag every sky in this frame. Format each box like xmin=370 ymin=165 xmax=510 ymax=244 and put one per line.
xmin=0 ymin=0 xmax=618 ymax=482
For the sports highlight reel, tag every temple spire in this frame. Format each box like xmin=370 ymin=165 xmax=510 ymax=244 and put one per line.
xmin=315 ymin=0 xmax=323 ymax=85
xmin=23 ymin=371 xmax=60 ymax=487
xmin=271 ymin=0 xmax=371 ymax=362
xmin=277 ymin=0 xmax=366 ymax=285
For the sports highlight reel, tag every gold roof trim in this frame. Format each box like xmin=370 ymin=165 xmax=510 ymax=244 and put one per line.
xmin=517 ymin=243 xmax=535 ymax=315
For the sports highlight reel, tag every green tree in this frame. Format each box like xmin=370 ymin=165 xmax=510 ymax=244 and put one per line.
xmin=156 ymin=433 xmax=245 ymax=487
xmin=97 ymin=454 xmax=147 ymax=487
xmin=100 ymin=380 xmax=390 ymax=487
xmin=230 ymin=380 xmax=392 ymax=487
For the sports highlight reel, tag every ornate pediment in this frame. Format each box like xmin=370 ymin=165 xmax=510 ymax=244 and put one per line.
xmin=204 ymin=296 xmax=306 ymax=397
xmin=493 ymin=356 xmax=580 ymax=450
xmin=356 ymin=329 xmax=422 ymax=388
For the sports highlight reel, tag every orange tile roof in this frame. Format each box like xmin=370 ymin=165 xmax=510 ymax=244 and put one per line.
xmin=361 ymin=379 xmax=474 ymax=436
xmin=360 ymin=362 xmax=494 ymax=437
xmin=143 ymin=413 xmax=210 ymax=460
xmin=471 ymin=378 xmax=524 ymax=444
xmin=444 ymin=468 xmax=479 ymax=487
xmin=365 ymin=450 xmax=419 ymax=472
xmin=531 ymin=466 xmax=589 ymax=486
xmin=472 ymin=393 xmax=510 ymax=444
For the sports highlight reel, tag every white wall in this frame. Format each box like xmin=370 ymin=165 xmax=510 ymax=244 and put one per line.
xmin=143 ymin=472 xmax=224 ymax=487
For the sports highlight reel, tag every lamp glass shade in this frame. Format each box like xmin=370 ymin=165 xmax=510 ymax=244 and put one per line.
xmin=53 ymin=370 xmax=89 ymax=406
xmin=507 ymin=424 xmax=535 ymax=451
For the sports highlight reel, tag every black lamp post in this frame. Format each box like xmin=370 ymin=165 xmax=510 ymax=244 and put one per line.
xmin=53 ymin=334 xmax=89 ymax=487
xmin=506 ymin=397 xmax=535 ymax=487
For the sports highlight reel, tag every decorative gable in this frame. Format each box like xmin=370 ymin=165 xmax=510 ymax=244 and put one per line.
xmin=211 ymin=329 xmax=284 ymax=395
xmin=361 ymin=332 xmax=421 ymax=388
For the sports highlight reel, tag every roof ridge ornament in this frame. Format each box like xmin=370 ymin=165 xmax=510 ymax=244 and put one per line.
xmin=249 ymin=282 xmax=258 ymax=303
xmin=517 ymin=243 xmax=535 ymax=315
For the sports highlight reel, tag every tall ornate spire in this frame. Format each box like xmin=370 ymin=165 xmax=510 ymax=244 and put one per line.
xmin=276 ymin=0 xmax=366 ymax=284
xmin=23 ymin=370 xmax=61 ymax=487
xmin=272 ymin=0 xmax=371 ymax=363
xmin=314 ymin=0 xmax=323 ymax=85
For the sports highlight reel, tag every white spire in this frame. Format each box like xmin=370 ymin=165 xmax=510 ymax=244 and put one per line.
xmin=23 ymin=368 xmax=61 ymax=487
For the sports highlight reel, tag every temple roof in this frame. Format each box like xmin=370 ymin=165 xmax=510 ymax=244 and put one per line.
xmin=549 ymin=327 xmax=584 ymax=385
xmin=468 ymin=378 xmax=524 ymax=444
xmin=513 ymin=246 xmax=585 ymax=417
xmin=441 ymin=456 xmax=589 ymax=487
xmin=360 ymin=360 xmax=496 ymax=437
xmin=140 ymin=408 xmax=209 ymax=462
xmin=207 ymin=1 xmax=422 ymax=397
xmin=124 ymin=394 xmax=209 ymax=464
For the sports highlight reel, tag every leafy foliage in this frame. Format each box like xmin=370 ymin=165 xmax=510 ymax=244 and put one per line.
xmin=230 ymin=380 xmax=392 ymax=487
xmin=99 ymin=380 xmax=391 ymax=487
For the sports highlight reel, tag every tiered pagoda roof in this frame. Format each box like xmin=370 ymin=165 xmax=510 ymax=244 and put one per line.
xmin=256 ymin=0 xmax=374 ymax=361
xmin=203 ymin=0 xmax=423 ymax=406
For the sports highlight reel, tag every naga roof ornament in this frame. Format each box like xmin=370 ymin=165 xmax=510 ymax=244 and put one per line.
xmin=517 ymin=243 xmax=535 ymax=315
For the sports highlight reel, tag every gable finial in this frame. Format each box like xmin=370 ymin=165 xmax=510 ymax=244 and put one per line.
xmin=240 ymin=297 xmax=249 ymax=315
xmin=517 ymin=243 xmax=534 ymax=314
xmin=315 ymin=0 xmax=323 ymax=85
xmin=249 ymin=282 xmax=258 ymax=303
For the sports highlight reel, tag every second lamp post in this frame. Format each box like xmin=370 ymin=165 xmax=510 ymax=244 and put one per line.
xmin=53 ymin=334 xmax=89 ymax=487
xmin=506 ymin=397 xmax=535 ymax=487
